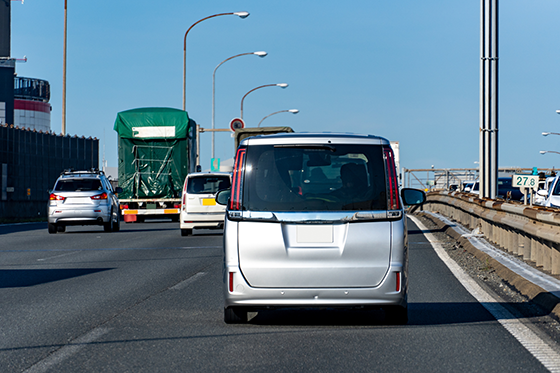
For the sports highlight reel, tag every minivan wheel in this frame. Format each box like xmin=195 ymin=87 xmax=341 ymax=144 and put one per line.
xmin=181 ymin=228 xmax=192 ymax=237
xmin=224 ymin=307 xmax=248 ymax=324
xmin=48 ymin=223 xmax=57 ymax=234
xmin=384 ymin=305 xmax=408 ymax=325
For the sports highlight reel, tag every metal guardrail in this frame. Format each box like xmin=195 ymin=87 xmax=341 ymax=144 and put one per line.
xmin=422 ymin=191 xmax=560 ymax=275
xmin=403 ymin=167 xmax=557 ymax=191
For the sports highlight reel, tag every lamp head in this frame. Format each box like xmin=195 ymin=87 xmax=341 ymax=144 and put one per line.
xmin=254 ymin=51 xmax=267 ymax=57
xmin=234 ymin=11 xmax=250 ymax=19
xmin=289 ymin=109 xmax=299 ymax=114
xmin=540 ymin=151 xmax=547 ymax=154
xmin=543 ymin=132 xmax=551 ymax=136
xmin=277 ymin=83 xmax=288 ymax=88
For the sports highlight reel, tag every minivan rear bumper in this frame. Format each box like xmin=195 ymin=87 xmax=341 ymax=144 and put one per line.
xmin=223 ymin=263 xmax=407 ymax=309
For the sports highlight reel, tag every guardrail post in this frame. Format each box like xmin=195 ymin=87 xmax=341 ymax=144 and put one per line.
xmin=552 ymin=244 xmax=560 ymax=275
xmin=543 ymin=240 xmax=552 ymax=272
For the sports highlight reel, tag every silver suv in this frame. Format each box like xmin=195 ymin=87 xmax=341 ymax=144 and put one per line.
xmin=216 ymin=133 xmax=425 ymax=324
xmin=47 ymin=169 xmax=122 ymax=234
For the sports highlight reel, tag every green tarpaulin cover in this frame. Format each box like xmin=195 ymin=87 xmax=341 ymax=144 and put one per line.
xmin=114 ymin=108 xmax=194 ymax=199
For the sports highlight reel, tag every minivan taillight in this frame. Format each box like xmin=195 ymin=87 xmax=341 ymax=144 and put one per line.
xmin=383 ymin=146 xmax=400 ymax=210
xmin=230 ymin=148 xmax=246 ymax=211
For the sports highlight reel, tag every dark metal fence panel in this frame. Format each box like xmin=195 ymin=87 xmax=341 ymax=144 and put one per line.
xmin=0 ymin=125 xmax=99 ymax=220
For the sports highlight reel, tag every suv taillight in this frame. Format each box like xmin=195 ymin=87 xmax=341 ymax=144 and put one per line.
xmin=383 ymin=146 xmax=400 ymax=210
xmin=91 ymin=192 xmax=108 ymax=200
xmin=49 ymin=193 xmax=65 ymax=201
xmin=230 ymin=148 xmax=246 ymax=211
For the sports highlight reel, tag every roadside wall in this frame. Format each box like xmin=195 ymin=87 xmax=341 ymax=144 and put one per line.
xmin=423 ymin=191 xmax=560 ymax=275
xmin=0 ymin=125 xmax=98 ymax=220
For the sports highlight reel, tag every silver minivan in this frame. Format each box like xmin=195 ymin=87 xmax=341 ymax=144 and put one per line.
xmin=216 ymin=133 xmax=425 ymax=324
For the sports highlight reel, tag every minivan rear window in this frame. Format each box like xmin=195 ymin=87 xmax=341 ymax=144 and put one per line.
xmin=242 ymin=144 xmax=388 ymax=211
xmin=187 ymin=175 xmax=231 ymax=195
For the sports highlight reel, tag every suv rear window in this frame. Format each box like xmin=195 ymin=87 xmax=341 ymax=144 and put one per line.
xmin=242 ymin=144 xmax=388 ymax=211
xmin=187 ymin=176 xmax=231 ymax=195
xmin=54 ymin=179 xmax=102 ymax=192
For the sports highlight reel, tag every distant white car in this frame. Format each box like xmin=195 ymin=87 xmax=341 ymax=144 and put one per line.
xmin=539 ymin=175 xmax=560 ymax=208
xmin=533 ymin=176 xmax=556 ymax=206
xmin=180 ymin=172 xmax=231 ymax=236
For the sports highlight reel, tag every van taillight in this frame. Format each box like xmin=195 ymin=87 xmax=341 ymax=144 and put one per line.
xmin=383 ymin=147 xmax=400 ymax=210
xmin=230 ymin=148 xmax=246 ymax=211
xmin=229 ymin=272 xmax=234 ymax=292
xmin=396 ymin=272 xmax=401 ymax=292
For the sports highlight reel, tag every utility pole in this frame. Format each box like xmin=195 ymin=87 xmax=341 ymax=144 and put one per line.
xmin=480 ymin=0 xmax=499 ymax=199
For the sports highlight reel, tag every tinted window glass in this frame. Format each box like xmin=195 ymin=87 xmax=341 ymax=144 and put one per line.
xmin=55 ymin=179 xmax=102 ymax=192
xmin=187 ymin=176 xmax=231 ymax=194
xmin=243 ymin=144 xmax=387 ymax=211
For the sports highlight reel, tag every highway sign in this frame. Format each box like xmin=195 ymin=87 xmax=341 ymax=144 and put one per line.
xmin=512 ymin=174 xmax=539 ymax=192
xmin=229 ymin=118 xmax=245 ymax=132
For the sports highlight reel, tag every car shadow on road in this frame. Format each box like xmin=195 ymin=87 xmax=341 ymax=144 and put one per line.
xmin=0 ymin=268 xmax=113 ymax=288
xmin=247 ymin=301 xmax=549 ymax=326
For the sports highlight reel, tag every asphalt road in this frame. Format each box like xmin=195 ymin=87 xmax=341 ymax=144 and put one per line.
xmin=0 ymin=219 xmax=550 ymax=372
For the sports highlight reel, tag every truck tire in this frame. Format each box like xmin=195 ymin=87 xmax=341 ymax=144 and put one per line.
xmin=181 ymin=228 xmax=192 ymax=236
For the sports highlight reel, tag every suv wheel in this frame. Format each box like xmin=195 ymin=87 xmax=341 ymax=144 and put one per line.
xmin=57 ymin=225 xmax=66 ymax=233
xmin=104 ymin=210 xmax=115 ymax=232
xmin=48 ymin=223 xmax=57 ymax=234
xmin=224 ymin=307 xmax=248 ymax=324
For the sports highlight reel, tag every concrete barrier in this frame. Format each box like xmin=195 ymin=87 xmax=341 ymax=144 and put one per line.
xmin=423 ymin=191 xmax=560 ymax=275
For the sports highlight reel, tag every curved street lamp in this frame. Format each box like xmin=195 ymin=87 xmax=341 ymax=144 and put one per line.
xmin=183 ymin=11 xmax=249 ymax=111
xmin=542 ymin=132 xmax=560 ymax=137
xmin=212 ymin=51 xmax=267 ymax=158
xmin=540 ymin=150 xmax=560 ymax=156
xmin=240 ymin=83 xmax=288 ymax=120
xmin=257 ymin=109 xmax=299 ymax=127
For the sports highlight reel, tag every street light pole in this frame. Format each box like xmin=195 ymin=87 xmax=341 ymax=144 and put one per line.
xmin=240 ymin=83 xmax=288 ymax=120
xmin=257 ymin=109 xmax=299 ymax=127
xmin=540 ymin=151 xmax=560 ymax=156
xmin=182 ymin=11 xmax=249 ymax=111
xmin=212 ymin=51 xmax=267 ymax=159
xmin=62 ymin=0 xmax=67 ymax=135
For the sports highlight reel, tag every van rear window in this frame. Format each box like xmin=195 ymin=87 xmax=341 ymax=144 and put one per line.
xmin=242 ymin=144 xmax=388 ymax=211
xmin=187 ymin=176 xmax=231 ymax=195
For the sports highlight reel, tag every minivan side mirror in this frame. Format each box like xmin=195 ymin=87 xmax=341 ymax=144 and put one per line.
xmin=216 ymin=189 xmax=231 ymax=206
xmin=401 ymin=188 xmax=426 ymax=206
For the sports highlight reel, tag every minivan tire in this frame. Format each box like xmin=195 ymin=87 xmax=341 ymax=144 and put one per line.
xmin=384 ymin=305 xmax=408 ymax=325
xmin=224 ymin=307 xmax=248 ymax=324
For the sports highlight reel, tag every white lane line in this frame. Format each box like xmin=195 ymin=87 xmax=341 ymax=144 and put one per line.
xmin=410 ymin=215 xmax=560 ymax=373
xmin=37 ymin=251 xmax=79 ymax=262
xmin=23 ymin=327 xmax=111 ymax=373
xmin=170 ymin=272 xmax=207 ymax=290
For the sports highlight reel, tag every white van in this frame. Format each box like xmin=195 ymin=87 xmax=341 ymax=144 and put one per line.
xmin=180 ymin=172 xmax=231 ymax=236
xmin=216 ymin=133 xmax=425 ymax=324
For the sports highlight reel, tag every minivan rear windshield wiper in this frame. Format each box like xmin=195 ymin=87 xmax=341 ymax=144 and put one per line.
xmin=273 ymin=144 xmax=336 ymax=152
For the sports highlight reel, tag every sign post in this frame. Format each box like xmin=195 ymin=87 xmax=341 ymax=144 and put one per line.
xmin=512 ymin=174 xmax=539 ymax=206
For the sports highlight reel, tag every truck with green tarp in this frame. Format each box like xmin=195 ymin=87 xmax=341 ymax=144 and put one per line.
xmin=113 ymin=107 xmax=197 ymax=222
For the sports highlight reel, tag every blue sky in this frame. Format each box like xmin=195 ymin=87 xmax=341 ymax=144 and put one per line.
xmin=9 ymin=1 xmax=560 ymax=172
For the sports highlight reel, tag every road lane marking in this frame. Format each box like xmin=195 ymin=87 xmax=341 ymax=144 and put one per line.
xmin=37 ymin=251 xmax=79 ymax=261
xmin=23 ymin=327 xmax=111 ymax=373
xmin=410 ymin=215 xmax=560 ymax=373
xmin=170 ymin=272 xmax=207 ymax=290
